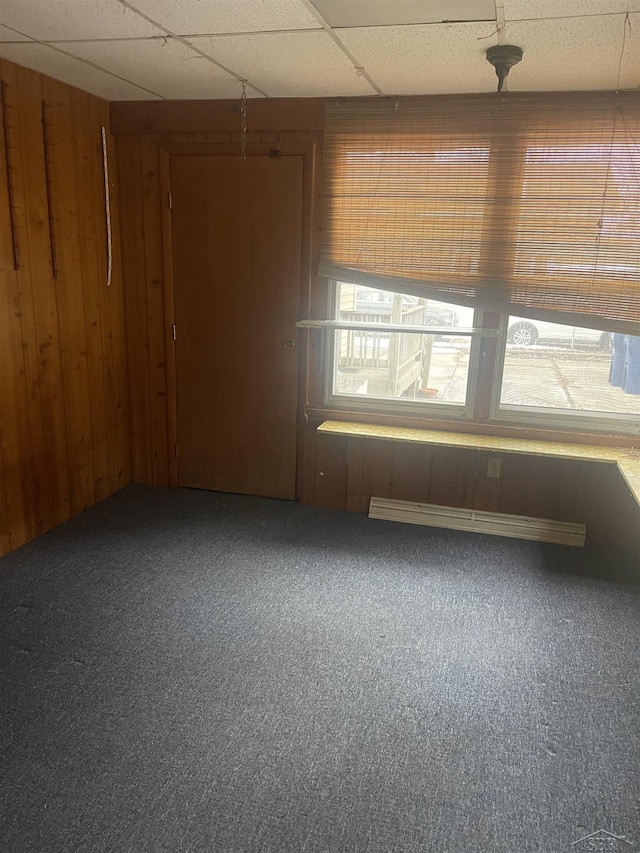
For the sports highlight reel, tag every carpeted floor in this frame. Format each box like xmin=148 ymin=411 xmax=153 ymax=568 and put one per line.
xmin=1 ymin=485 xmax=639 ymax=853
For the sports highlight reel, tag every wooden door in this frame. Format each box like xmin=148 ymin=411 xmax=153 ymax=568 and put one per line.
xmin=171 ymin=156 xmax=302 ymax=499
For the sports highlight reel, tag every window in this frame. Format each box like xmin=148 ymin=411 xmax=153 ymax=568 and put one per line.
xmin=496 ymin=318 xmax=640 ymax=426
xmin=332 ymin=284 xmax=476 ymax=410
xmin=329 ymin=283 xmax=640 ymax=434
xmin=321 ymin=94 xmax=640 ymax=330
xmin=320 ymin=94 xmax=640 ymax=435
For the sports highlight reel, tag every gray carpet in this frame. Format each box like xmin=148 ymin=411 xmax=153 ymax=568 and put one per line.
xmin=1 ymin=485 xmax=639 ymax=853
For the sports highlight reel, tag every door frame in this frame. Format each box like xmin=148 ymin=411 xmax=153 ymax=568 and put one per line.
xmin=158 ymin=135 xmax=322 ymax=497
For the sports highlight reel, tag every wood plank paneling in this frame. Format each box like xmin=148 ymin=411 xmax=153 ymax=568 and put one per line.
xmin=5 ymin=61 xmax=54 ymax=537
xmin=314 ymin=434 xmax=348 ymax=510
xmin=0 ymin=59 xmax=130 ymax=557
xmin=472 ymin=451 xmax=504 ymax=512
xmin=453 ymin=449 xmax=477 ymax=508
xmin=345 ymin=438 xmax=366 ymax=512
xmin=389 ymin=442 xmax=432 ymax=504
xmin=498 ymin=453 xmax=529 ymax=517
xmin=98 ymin=98 xmax=131 ymax=492
xmin=578 ymin=462 xmax=636 ymax=547
xmin=139 ymin=135 xmax=168 ymax=486
xmin=361 ymin=440 xmax=394 ymax=507
xmin=111 ymin=98 xmax=324 ymax=136
xmin=0 ymin=446 xmax=10 ymax=555
xmin=159 ymin=148 xmax=177 ymax=488
xmin=89 ymin=94 xmax=122 ymax=496
xmin=429 ymin=447 xmax=463 ymax=508
xmin=16 ymin=67 xmax=71 ymax=528
xmin=0 ymin=67 xmax=36 ymax=549
xmin=117 ymin=135 xmax=153 ymax=486
xmin=73 ymin=87 xmax=109 ymax=505
xmin=44 ymin=78 xmax=95 ymax=516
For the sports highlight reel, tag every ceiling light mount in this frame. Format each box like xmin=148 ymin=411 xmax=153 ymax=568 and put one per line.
xmin=486 ymin=44 xmax=523 ymax=92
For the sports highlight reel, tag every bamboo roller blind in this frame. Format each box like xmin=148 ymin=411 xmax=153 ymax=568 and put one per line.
xmin=320 ymin=93 xmax=640 ymax=334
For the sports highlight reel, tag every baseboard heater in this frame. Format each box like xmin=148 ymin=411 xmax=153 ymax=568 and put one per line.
xmin=369 ymin=497 xmax=586 ymax=547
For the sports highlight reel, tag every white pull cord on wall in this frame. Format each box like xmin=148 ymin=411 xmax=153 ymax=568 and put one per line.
xmin=101 ymin=126 xmax=113 ymax=287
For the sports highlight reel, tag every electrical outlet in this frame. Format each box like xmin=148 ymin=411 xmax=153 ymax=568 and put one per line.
xmin=487 ymin=458 xmax=501 ymax=478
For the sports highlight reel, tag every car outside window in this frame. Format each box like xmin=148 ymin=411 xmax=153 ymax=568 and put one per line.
xmin=330 ymin=283 xmax=640 ymax=435
xmin=497 ymin=316 xmax=640 ymax=423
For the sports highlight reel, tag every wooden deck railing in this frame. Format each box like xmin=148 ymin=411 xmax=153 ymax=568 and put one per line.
xmin=338 ymin=301 xmax=427 ymax=396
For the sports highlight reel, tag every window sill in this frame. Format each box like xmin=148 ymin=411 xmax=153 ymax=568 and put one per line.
xmin=306 ymin=405 xmax=640 ymax=449
xmin=316 ymin=419 xmax=640 ymax=509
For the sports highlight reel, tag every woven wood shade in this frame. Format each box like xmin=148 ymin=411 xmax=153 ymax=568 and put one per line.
xmin=320 ymin=93 xmax=640 ymax=335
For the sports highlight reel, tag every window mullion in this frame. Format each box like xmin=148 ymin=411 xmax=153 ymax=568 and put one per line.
xmin=471 ymin=111 xmax=527 ymax=418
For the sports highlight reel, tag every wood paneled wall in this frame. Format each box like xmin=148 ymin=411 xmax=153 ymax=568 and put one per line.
xmin=0 ymin=60 xmax=129 ymax=556
xmin=116 ymin=133 xmax=169 ymax=487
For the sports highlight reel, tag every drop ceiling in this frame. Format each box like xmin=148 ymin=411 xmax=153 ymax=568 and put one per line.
xmin=0 ymin=0 xmax=639 ymax=101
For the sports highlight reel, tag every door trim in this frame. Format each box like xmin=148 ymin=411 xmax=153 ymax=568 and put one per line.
xmin=158 ymin=136 xmax=322 ymax=495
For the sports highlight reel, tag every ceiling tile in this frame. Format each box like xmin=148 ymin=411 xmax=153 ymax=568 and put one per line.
xmin=124 ymin=0 xmax=322 ymax=35
xmin=0 ymin=25 xmax=32 ymax=42
xmin=502 ymin=14 xmax=640 ymax=90
xmin=504 ymin=0 xmax=640 ymax=21
xmin=0 ymin=42 xmax=157 ymax=99
xmin=187 ymin=31 xmax=375 ymax=96
xmin=629 ymin=12 xmax=640 ymax=87
xmin=336 ymin=22 xmax=506 ymax=95
xmin=311 ymin=0 xmax=496 ymax=27
xmin=61 ymin=37 xmax=245 ymax=100
xmin=0 ymin=0 xmax=162 ymax=41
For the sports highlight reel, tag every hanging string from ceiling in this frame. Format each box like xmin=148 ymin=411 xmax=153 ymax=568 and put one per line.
xmin=616 ymin=11 xmax=632 ymax=94
xmin=240 ymin=81 xmax=247 ymax=160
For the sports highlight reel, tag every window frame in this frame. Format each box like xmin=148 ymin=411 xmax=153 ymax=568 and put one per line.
xmin=489 ymin=315 xmax=640 ymax=437
xmin=325 ymin=281 xmax=483 ymax=420
xmin=324 ymin=280 xmax=640 ymax=438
